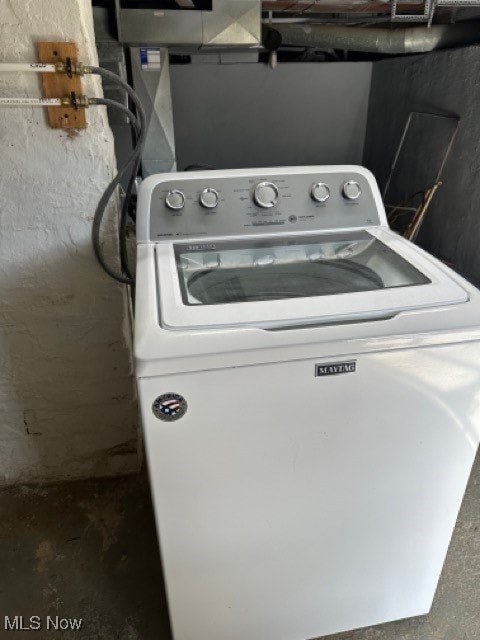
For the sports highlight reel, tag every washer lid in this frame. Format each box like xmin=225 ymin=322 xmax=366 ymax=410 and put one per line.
xmin=155 ymin=228 xmax=469 ymax=330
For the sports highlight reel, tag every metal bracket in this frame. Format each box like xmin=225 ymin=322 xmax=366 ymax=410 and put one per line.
xmin=383 ymin=111 xmax=460 ymax=241
xmin=383 ymin=110 xmax=460 ymax=200
xmin=37 ymin=41 xmax=87 ymax=129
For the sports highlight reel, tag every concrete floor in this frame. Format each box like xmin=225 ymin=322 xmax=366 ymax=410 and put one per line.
xmin=0 ymin=457 xmax=479 ymax=640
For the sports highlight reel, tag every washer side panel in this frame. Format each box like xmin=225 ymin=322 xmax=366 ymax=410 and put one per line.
xmin=137 ymin=342 xmax=480 ymax=640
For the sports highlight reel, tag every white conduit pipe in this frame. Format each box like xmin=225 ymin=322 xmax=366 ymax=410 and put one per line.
xmin=0 ymin=63 xmax=58 ymax=73
xmin=0 ymin=97 xmax=63 ymax=106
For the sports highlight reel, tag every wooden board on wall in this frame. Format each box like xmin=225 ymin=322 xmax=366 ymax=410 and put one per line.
xmin=37 ymin=41 xmax=87 ymax=130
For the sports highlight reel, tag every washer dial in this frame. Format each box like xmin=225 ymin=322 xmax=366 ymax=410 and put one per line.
xmin=254 ymin=182 xmax=279 ymax=208
xmin=165 ymin=190 xmax=185 ymax=210
xmin=342 ymin=181 xmax=362 ymax=201
xmin=200 ymin=188 xmax=219 ymax=209
xmin=311 ymin=182 xmax=330 ymax=203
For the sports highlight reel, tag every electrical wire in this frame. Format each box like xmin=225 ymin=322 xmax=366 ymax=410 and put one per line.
xmin=88 ymin=67 xmax=147 ymax=284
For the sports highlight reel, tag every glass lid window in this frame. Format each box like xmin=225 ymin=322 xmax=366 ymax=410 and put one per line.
xmin=174 ymin=231 xmax=431 ymax=306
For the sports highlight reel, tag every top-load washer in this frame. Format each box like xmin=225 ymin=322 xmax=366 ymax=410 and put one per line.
xmin=135 ymin=165 xmax=480 ymax=640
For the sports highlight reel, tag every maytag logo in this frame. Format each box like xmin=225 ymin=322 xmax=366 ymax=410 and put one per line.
xmin=315 ymin=360 xmax=356 ymax=377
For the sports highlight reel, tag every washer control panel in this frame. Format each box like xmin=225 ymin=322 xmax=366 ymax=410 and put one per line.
xmin=145 ymin=168 xmax=383 ymax=240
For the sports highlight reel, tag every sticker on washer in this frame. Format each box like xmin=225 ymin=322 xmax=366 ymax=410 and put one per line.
xmin=152 ymin=393 xmax=187 ymax=421
xmin=315 ymin=361 xmax=356 ymax=376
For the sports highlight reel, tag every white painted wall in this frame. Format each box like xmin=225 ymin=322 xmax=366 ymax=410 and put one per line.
xmin=0 ymin=0 xmax=139 ymax=483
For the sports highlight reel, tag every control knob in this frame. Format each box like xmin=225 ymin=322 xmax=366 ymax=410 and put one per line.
xmin=165 ymin=190 xmax=185 ymax=210
xmin=342 ymin=181 xmax=362 ymax=201
xmin=311 ymin=182 xmax=330 ymax=203
xmin=254 ymin=182 xmax=279 ymax=208
xmin=200 ymin=188 xmax=219 ymax=209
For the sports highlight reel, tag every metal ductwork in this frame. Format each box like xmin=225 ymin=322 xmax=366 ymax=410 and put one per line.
xmin=266 ymin=21 xmax=480 ymax=54
xmin=115 ymin=0 xmax=261 ymax=48
xmin=263 ymin=0 xmax=423 ymax=14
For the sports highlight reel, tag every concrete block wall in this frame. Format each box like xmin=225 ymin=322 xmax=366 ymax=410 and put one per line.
xmin=0 ymin=0 xmax=139 ymax=483
xmin=364 ymin=45 xmax=480 ymax=287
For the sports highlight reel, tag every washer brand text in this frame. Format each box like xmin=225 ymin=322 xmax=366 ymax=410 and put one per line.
xmin=315 ymin=361 xmax=356 ymax=376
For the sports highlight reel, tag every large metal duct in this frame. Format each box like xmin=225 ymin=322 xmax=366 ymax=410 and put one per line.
xmin=267 ymin=21 xmax=480 ymax=54
xmin=263 ymin=0 xmax=423 ymax=14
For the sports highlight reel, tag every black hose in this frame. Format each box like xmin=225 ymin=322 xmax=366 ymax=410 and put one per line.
xmin=89 ymin=67 xmax=147 ymax=284
xmin=90 ymin=66 xmax=146 ymax=131
xmin=90 ymin=69 xmax=146 ymax=282
xmin=120 ymin=156 xmax=142 ymax=280
xmin=93 ymin=97 xmax=140 ymax=136
xmin=90 ymin=149 xmax=139 ymax=284
xmin=93 ymin=97 xmax=141 ymax=279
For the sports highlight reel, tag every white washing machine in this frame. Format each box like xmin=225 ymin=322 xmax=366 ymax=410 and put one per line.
xmin=135 ymin=166 xmax=480 ymax=640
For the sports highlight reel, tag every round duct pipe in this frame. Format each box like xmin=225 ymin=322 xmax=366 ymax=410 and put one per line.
xmin=266 ymin=21 xmax=480 ymax=54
